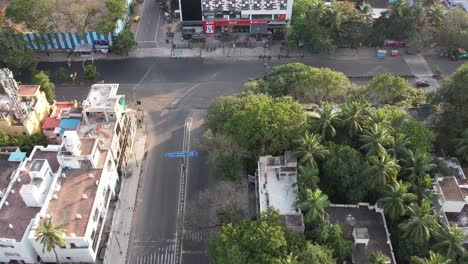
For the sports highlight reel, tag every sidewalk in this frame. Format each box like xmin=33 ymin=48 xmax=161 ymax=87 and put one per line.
xmin=103 ymin=128 xmax=148 ymax=264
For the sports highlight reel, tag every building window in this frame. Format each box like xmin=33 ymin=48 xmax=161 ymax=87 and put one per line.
xmin=70 ymin=243 xmax=77 ymax=249
xmin=22 ymin=132 xmax=27 ymax=135
xmin=66 ymin=257 xmax=71 ymax=260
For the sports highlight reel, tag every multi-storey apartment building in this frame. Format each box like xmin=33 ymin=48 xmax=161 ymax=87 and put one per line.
xmin=78 ymin=83 xmax=137 ymax=175
xmin=0 ymin=69 xmax=51 ymax=137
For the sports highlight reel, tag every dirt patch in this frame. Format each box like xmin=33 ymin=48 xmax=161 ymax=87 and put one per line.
xmin=1 ymin=0 xmax=110 ymax=32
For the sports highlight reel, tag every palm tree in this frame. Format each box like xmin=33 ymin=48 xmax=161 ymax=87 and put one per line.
xmin=34 ymin=218 xmax=66 ymax=264
xmin=399 ymin=201 xmax=439 ymax=244
xmin=296 ymin=163 xmax=320 ymax=192
xmin=388 ymin=133 xmax=411 ymax=160
xmin=366 ymin=251 xmax=391 ymax=264
xmin=427 ymin=5 xmax=445 ymax=27
xmin=431 ymin=224 xmax=465 ymax=260
xmin=411 ymin=251 xmax=452 ymax=264
xmin=359 ymin=124 xmax=393 ymax=158
xmin=455 ymin=129 xmax=468 ymax=162
xmin=310 ymin=103 xmax=342 ymax=140
xmin=409 ymin=176 xmax=438 ymax=202
xmin=296 ymin=188 xmax=331 ymax=225
xmin=364 ymin=154 xmax=400 ymax=187
xmin=401 ymin=150 xmax=436 ymax=181
xmin=378 ymin=181 xmax=417 ymax=221
xmin=294 ymin=132 xmax=329 ymax=168
xmin=340 ymin=101 xmax=371 ymax=139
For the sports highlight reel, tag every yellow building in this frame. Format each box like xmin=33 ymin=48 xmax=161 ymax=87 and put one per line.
xmin=0 ymin=85 xmax=50 ymax=136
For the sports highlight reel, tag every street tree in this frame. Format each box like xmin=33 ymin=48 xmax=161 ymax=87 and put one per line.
xmin=186 ymin=181 xmax=246 ymax=229
xmin=365 ymin=74 xmax=425 ymax=106
xmin=398 ymin=201 xmax=439 ymax=244
xmin=208 ymin=209 xmax=288 ymax=264
xmin=265 ymin=62 xmax=312 ymax=98
xmin=296 ymin=188 xmax=331 ymax=226
xmin=377 ymin=181 xmax=416 ymax=221
xmin=206 ymin=94 xmax=245 ymax=133
xmin=112 ymin=30 xmax=138 ymax=55
xmin=34 ymin=218 xmax=66 ymax=264
xmin=293 ymin=132 xmax=328 ymax=168
xmin=304 ymin=68 xmax=350 ymax=104
xmin=224 ymin=94 xmax=307 ymax=156
xmin=84 ymin=65 xmax=98 ymax=81
xmin=433 ymin=11 xmax=468 ymax=50
xmin=32 ymin=71 xmax=55 ymax=101
xmin=202 ymin=130 xmax=248 ymax=181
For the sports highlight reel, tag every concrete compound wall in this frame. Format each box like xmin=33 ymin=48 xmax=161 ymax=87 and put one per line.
xmin=23 ymin=32 xmax=114 ymax=50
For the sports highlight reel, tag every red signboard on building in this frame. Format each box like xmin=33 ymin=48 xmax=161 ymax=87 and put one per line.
xmin=203 ymin=20 xmax=268 ymax=32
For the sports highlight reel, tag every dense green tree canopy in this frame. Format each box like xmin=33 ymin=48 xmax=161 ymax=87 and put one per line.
xmin=208 ymin=209 xmax=288 ymax=264
xmin=222 ymin=94 xmax=307 ymax=156
xmin=296 ymin=243 xmax=336 ymax=264
xmin=263 ymin=63 xmax=351 ymax=103
xmin=320 ymin=143 xmax=369 ymax=203
xmin=365 ymin=74 xmax=425 ymax=107
xmin=307 ymin=223 xmax=354 ymax=261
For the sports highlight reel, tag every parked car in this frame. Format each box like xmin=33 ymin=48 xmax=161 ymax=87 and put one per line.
xmin=133 ymin=16 xmax=141 ymax=22
xmin=416 ymin=80 xmax=430 ymax=88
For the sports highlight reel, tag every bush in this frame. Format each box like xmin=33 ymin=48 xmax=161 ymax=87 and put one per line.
xmin=84 ymin=65 xmax=98 ymax=81
xmin=32 ymin=71 xmax=55 ymax=101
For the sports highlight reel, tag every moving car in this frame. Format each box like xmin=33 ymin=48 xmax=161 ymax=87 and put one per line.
xmin=416 ymin=80 xmax=430 ymax=88
xmin=449 ymin=48 xmax=468 ymax=61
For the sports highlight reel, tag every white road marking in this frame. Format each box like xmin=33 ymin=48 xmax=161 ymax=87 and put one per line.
xmin=154 ymin=5 xmax=162 ymax=48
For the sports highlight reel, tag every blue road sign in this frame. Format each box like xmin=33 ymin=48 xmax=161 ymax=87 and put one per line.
xmin=165 ymin=151 xmax=198 ymax=158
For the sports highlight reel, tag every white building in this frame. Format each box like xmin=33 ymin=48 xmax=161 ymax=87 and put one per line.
xmin=433 ymin=157 xmax=468 ymax=242
xmin=79 ymin=83 xmax=137 ymax=176
xmin=256 ymin=151 xmax=304 ymax=232
xmin=29 ymin=135 xmax=118 ymax=263
xmin=0 ymin=145 xmax=61 ymax=263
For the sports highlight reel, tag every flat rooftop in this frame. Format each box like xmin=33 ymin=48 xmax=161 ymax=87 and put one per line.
xmin=439 ymin=177 xmax=464 ymax=202
xmin=80 ymin=138 xmax=97 ymax=156
xmin=83 ymin=84 xmax=120 ymax=111
xmin=0 ymin=153 xmax=20 ymax=194
xmin=0 ymin=170 xmax=40 ymax=241
xmin=257 ymin=153 xmax=298 ymax=214
xmin=18 ymin=85 xmax=40 ymax=96
xmin=46 ymin=168 xmax=103 ymax=237
xmin=326 ymin=205 xmax=395 ymax=264
xmin=78 ymin=116 xmax=115 ymax=149
xmin=0 ymin=148 xmax=59 ymax=241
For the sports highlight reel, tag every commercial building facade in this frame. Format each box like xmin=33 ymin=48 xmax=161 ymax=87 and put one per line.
xmin=179 ymin=0 xmax=293 ymax=39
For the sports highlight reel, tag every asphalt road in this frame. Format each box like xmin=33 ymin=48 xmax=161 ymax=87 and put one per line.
xmin=134 ymin=0 xmax=166 ymax=48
